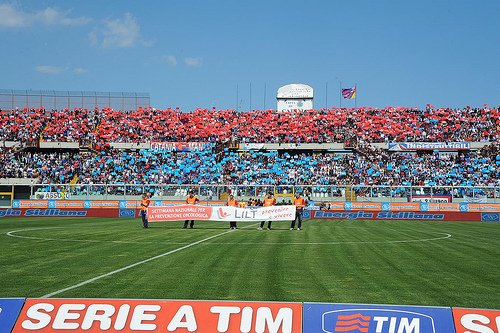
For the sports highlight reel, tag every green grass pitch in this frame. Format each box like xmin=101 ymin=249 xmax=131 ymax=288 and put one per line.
xmin=0 ymin=217 xmax=498 ymax=309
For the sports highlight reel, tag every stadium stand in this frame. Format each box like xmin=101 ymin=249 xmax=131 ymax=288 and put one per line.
xmin=1 ymin=106 xmax=499 ymax=202
xmin=1 ymin=106 xmax=499 ymax=143
xmin=1 ymin=142 xmax=499 ymax=187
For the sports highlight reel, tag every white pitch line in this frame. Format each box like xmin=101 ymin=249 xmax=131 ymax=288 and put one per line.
xmin=41 ymin=224 xmax=258 ymax=298
xmin=6 ymin=227 xmax=452 ymax=246
xmin=6 ymin=227 xmax=185 ymax=244
xmin=199 ymin=232 xmax=452 ymax=245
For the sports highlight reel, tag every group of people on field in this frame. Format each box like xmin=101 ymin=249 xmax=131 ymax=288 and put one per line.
xmin=139 ymin=191 xmax=307 ymax=230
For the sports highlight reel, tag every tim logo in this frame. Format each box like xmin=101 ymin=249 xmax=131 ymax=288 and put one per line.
xmin=217 ymin=208 xmax=231 ymax=219
xmin=119 ymin=209 xmax=135 ymax=218
xmin=481 ymin=212 xmax=500 ymax=222
xmin=323 ymin=309 xmax=436 ymax=333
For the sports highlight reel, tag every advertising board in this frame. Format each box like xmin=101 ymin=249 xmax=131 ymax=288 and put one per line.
xmin=0 ymin=298 xmax=25 ymax=333
xmin=148 ymin=205 xmax=296 ymax=222
xmin=303 ymin=303 xmax=455 ymax=333
xmin=13 ymin=299 xmax=302 ymax=333
xmin=452 ymin=308 xmax=500 ymax=333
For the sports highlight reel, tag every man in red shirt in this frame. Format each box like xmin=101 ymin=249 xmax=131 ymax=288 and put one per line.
xmin=290 ymin=192 xmax=307 ymax=230
xmin=226 ymin=194 xmax=238 ymax=230
xmin=258 ymin=192 xmax=276 ymax=230
xmin=184 ymin=191 xmax=200 ymax=229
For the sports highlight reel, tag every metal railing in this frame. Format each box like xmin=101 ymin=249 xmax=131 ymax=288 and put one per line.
xmin=0 ymin=90 xmax=150 ymax=112
xmin=18 ymin=184 xmax=500 ymax=203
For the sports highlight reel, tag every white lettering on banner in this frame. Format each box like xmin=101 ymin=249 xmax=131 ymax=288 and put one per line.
xmin=240 ymin=306 xmax=254 ymax=333
xmin=461 ymin=314 xmax=500 ymax=333
xmin=21 ymin=303 xmax=162 ymax=331
xmin=389 ymin=142 xmax=470 ymax=151
xmin=81 ymin=304 xmax=115 ymax=330
xmin=53 ymin=304 xmax=85 ymax=329
xmin=130 ymin=305 xmax=160 ymax=330
xmin=210 ymin=306 xmax=241 ymax=332
xmin=114 ymin=304 xmax=131 ymax=330
xmin=255 ymin=307 xmax=293 ymax=333
xmin=373 ymin=316 xmax=420 ymax=333
xmin=151 ymin=142 xmax=210 ymax=152
xmin=167 ymin=305 xmax=197 ymax=332
xmin=18 ymin=302 xmax=299 ymax=332
xmin=22 ymin=303 xmax=55 ymax=330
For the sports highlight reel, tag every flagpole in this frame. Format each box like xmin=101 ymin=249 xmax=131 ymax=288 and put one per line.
xmin=325 ymin=82 xmax=328 ymax=109
xmin=264 ymin=83 xmax=267 ymax=110
xmin=249 ymin=82 xmax=252 ymax=111
xmin=339 ymin=81 xmax=342 ymax=108
xmin=355 ymin=83 xmax=357 ymax=108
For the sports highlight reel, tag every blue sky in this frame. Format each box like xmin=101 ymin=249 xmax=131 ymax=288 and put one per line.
xmin=1 ymin=0 xmax=499 ymax=110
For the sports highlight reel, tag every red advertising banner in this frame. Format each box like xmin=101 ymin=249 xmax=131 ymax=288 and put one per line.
xmin=323 ymin=202 xmax=425 ymax=211
xmin=13 ymin=299 xmax=302 ymax=333
xmin=311 ymin=210 xmax=487 ymax=222
xmin=452 ymin=307 xmax=500 ymax=333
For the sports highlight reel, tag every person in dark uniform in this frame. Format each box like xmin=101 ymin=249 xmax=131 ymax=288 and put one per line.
xmin=290 ymin=192 xmax=307 ymax=230
xmin=184 ymin=191 xmax=200 ymax=229
xmin=140 ymin=193 xmax=151 ymax=228
xmin=226 ymin=194 xmax=238 ymax=229
xmin=258 ymin=192 xmax=276 ymax=230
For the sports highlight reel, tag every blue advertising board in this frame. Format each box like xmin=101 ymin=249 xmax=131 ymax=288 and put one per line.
xmin=481 ymin=212 xmax=500 ymax=222
xmin=0 ymin=298 xmax=25 ymax=333
xmin=303 ymin=303 xmax=455 ymax=333
xmin=119 ymin=209 xmax=136 ymax=218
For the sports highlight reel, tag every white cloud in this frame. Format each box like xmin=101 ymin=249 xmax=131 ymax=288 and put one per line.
xmin=0 ymin=3 xmax=28 ymax=27
xmin=0 ymin=4 xmax=90 ymax=28
xmin=184 ymin=57 xmax=203 ymax=67
xmin=35 ymin=7 xmax=91 ymax=26
xmin=73 ymin=67 xmax=88 ymax=75
xmin=35 ymin=65 xmax=66 ymax=74
xmin=89 ymin=13 xmax=142 ymax=48
xmin=164 ymin=55 xmax=177 ymax=66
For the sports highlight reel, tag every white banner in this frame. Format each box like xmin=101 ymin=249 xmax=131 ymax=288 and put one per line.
xmin=388 ymin=142 xmax=470 ymax=151
xmin=148 ymin=205 xmax=296 ymax=222
xmin=31 ymin=192 xmax=69 ymax=200
xmin=212 ymin=205 xmax=296 ymax=222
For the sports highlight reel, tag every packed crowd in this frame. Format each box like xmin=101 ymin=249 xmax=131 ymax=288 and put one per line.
xmin=1 ymin=106 xmax=499 ymax=144
xmin=2 ymin=143 xmax=499 ymax=188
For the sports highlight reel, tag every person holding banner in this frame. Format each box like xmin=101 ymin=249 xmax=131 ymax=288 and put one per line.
xmin=226 ymin=194 xmax=238 ymax=230
xmin=183 ymin=191 xmax=200 ymax=229
xmin=258 ymin=192 xmax=276 ymax=230
xmin=290 ymin=192 xmax=307 ymax=230
xmin=140 ymin=193 xmax=150 ymax=228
